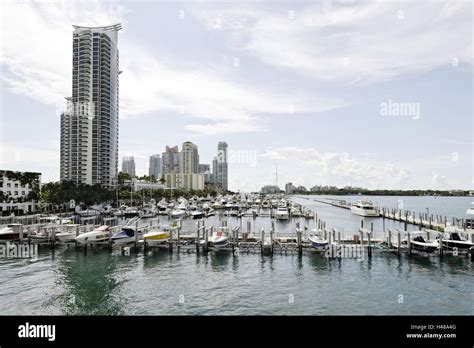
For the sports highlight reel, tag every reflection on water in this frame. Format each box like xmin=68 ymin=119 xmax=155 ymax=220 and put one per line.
xmin=54 ymin=249 xmax=125 ymax=315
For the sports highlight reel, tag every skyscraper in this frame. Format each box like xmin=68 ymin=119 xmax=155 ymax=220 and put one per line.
xmin=60 ymin=24 xmax=122 ymax=188
xmin=162 ymin=146 xmax=181 ymax=174
xmin=148 ymin=154 xmax=162 ymax=179
xmin=216 ymin=141 xmax=228 ymax=191
xmin=121 ymin=156 xmax=135 ymax=177
xmin=181 ymin=141 xmax=199 ymax=174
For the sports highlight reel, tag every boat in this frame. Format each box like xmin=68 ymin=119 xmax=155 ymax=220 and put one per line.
xmin=111 ymin=226 xmax=142 ymax=246
xmin=261 ymin=199 xmax=270 ymax=209
xmin=350 ymin=200 xmax=379 ymax=217
xmin=171 ymin=200 xmax=188 ymax=219
xmin=29 ymin=227 xmax=58 ymax=244
xmin=308 ymin=229 xmax=329 ymax=249
xmin=77 ymin=209 xmax=100 ymax=217
xmin=275 ymin=205 xmax=289 ymax=220
xmin=465 ymin=203 xmax=474 ymax=229
xmin=75 ymin=225 xmax=111 ymax=245
xmin=139 ymin=203 xmax=156 ymax=218
xmin=143 ymin=228 xmax=171 ymax=246
xmin=439 ymin=228 xmax=474 ymax=250
xmin=124 ymin=207 xmax=139 ymax=218
xmin=209 ymin=228 xmax=229 ymax=249
xmin=56 ymin=224 xmax=80 ymax=243
xmin=191 ymin=210 xmax=204 ymax=219
xmin=0 ymin=224 xmax=23 ymax=242
xmin=408 ymin=232 xmax=438 ymax=253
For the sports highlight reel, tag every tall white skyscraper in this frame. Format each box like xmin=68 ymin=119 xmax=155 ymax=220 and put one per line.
xmin=149 ymin=154 xmax=162 ymax=179
xmin=216 ymin=141 xmax=228 ymax=191
xmin=162 ymin=146 xmax=181 ymax=174
xmin=181 ymin=141 xmax=199 ymax=174
xmin=121 ymin=156 xmax=135 ymax=177
xmin=60 ymin=24 xmax=122 ymax=188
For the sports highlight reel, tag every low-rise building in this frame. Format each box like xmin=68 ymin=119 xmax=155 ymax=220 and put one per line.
xmin=0 ymin=170 xmax=41 ymax=215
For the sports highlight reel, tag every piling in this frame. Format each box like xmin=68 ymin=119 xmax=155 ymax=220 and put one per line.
xmin=196 ymin=220 xmax=200 ymax=254
xmin=260 ymin=228 xmax=265 ymax=254
xmin=397 ymin=231 xmax=401 ymax=255
xmin=388 ymin=229 xmax=392 ymax=249
xmin=134 ymin=220 xmax=139 ymax=251
xmin=407 ymin=232 xmax=411 ymax=255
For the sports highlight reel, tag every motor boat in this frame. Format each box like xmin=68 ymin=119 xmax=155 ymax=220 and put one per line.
xmin=350 ymin=200 xmax=379 ymax=217
xmin=261 ymin=200 xmax=270 ymax=209
xmin=75 ymin=226 xmax=111 ymax=245
xmin=29 ymin=227 xmax=58 ymax=244
xmin=111 ymin=226 xmax=142 ymax=246
xmin=439 ymin=228 xmax=474 ymax=250
xmin=308 ymin=229 xmax=329 ymax=249
xmin=124 ymin=207 xmax=139 ymax=218
xmin=212 ymin=201 xmax=222 ymax=209
xmin=56 ymin=224 xmax=80 ymax=243
xmin=191 ymin=210 xmax=204 ymax=219
xmin=77 ymin=209 xmax=100 ymax=217
xmin=209 ymin=228 xmax=229 ymax=249
xmin=290 ymin=205 xmax=302 ymax=217
xmin=465 ymin=203 xmax=474 ymax=229
xmin=0 ymin=224 xmax=23 ymax=242
xmin=143 ymin=228 xmax=171 ymax=246
xmin=140 ymin=203 xmax=156 ymax=218
xmin=408 ymin=232 xmax=438 ymax=253
xmin=275 ymin=205 xmax=289 ymax=220
xmin=171 ymin=201 xmax=188 ymax=219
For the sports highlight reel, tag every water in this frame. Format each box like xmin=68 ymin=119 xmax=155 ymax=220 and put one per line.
xmin=0 ymin=196 xmax=472 ymax=315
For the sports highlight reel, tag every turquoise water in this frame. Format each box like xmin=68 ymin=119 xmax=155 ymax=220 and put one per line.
xmin=0 ymin=196 xmax=472 ymax=315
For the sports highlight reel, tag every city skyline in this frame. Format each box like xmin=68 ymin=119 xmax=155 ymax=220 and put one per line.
xmin=0 ymin=1 xmax=472 ymax=192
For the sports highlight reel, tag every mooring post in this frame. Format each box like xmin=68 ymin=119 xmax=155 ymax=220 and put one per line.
xmin=196 ymin=220 xmax=200 ymax=254
xmin=297 ymin=228 xmax=302 ymax=255
xmin=397 ymin=231 xmax=401 ymax=255
xmin=338 ymin=231 xmax=341 ymax=245
xmin=177 ymin=219 xmax=181 ymax=253
xmin=388 ymin=229 xmax=392 ymax=249
xmin=367 ymin=230 xmax=372 ymax=257
xmin=204 ymin=227 xmax=209 ymax=253
xmin=332 ymin=229 xmax=336 ymax=245
xmin=270 ymin=226 xmax=274 ymax=255
xmin=260 ymin=228 xmax=265 ymax=254
xmin=134 ymin=220 xmax=139 ymax=251
xmin=407 ymin=232 xmax=411 ymax=256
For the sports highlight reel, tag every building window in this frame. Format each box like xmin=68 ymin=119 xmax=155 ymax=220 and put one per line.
xmin=7 ymin=183 xmax=11 ymax=188
xmin=14 ymin=183 xmax=18 ymax=188
xmin=22 ymin=191 xmax=25 ymax=196
xmin=14 ymin=191 xmax=18 ymax=196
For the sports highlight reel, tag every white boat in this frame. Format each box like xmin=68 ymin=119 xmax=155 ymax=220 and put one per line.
xmin=56 ymin=224 xmax=80 ymax=243
xmin=143 ymin=228 xmax=171 ymax=246
xmin=0 ymin=224 xmax=22 ymax=242
xmin=171 ymin=201 xmax=188 ymax=219
xmin=191 ymin=210 xmax=204 ymax=219
xmin=308 ymin=229 xmax=329 ymax=249
xmin=209 ymin=228 xmax=229 ymax=249
xmin=466 ymin=203 xmax=474 ymax=229
xmin=275 ymin=205 xmax=289 ymax=220
xmin=29 ymin=227 xmax=58 ymax=244
xmin=75 ymin=226 xmax=111 ymax=245
xmin=77 ymin=209 xmax=100 ymax=217
xmin=439 ymin=228 xmax=474 ymax=250
xmin=350 ymin=200 xmax=379 ymax=217
xmin=140 ymin=203 xmax=156 ymax=218
xmin=212 ymin=201 xmax=222 ymax=209
xmin=408 ymin=232 xmax=439 ymax=253
xmin=124 ymin=207 xmax=139 ymax=218
xmin=111 ymin=226 xmax=142 ymax=246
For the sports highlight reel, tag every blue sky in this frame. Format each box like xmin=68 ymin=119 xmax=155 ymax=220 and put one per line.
xmin=0 ymin=0 xmax=472 ymax=191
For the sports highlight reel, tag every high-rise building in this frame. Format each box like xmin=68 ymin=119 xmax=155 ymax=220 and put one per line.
xmin=181 ymin=141 xmax=199 ymax=174
xmin=212 ymin=157 xmax=218 ymax=184
xmin=162 ymin=146 xmax=181 ymax=174
xmin=148 ymin=154 xmax=162 ymax=179
xmin=285 ymin=182 xmax=294 ymax=194
xmin=60 ymin=24 xmax=122 ymax=188
xmin=122 ymin=156 xmax=135 ymax=177
xmin=216 ymin=141 xmax=228 ymax=191
xmin=199 ymin=164 xmax=210 ymax=173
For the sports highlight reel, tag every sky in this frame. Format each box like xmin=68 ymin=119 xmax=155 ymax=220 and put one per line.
xmin=0 ymin=0 xmax=472 ymax=192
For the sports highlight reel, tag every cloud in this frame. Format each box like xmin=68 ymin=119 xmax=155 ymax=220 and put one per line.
xmin=0 ymin=0 xmax=345 ymax=136
xmin=191 ymin=1 xmax=472 ymax=83
xmin=260 ymin=146 xmax=411 ymax=189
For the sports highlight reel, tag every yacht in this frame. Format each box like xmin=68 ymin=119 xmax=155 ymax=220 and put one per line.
xmin=350 ymin=200 xmax=379 ymax=217
xmin=275 ymin=204 xmax=289 ymax=220
xmin=171 ymin=200 xmax=189 ymax=219
xmin=139 ymin=203 xmax=156 ymax=218
xmin=0 ymin=224 xmax=23 ymax=242
xmin=75 ymin=226 xmax=111 ymax=245
xmin=56 ymin=224 xmax=81 ymax=243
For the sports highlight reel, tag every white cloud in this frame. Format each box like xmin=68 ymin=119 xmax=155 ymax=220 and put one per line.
xmin=191 ymin=1 xmax=472 ymax=83
xmin=260 ymin=146 xmax=411 ymax=189
xmin=0 ymin=0 xmax=345 ymax=137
